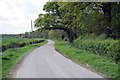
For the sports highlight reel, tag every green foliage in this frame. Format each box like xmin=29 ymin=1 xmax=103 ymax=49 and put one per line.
xmin=48 ymin=30 xmax=56 ymax=39
xmin=55 ymin=40 xmax=118 ymax=78
xmin=2 ymin=37 xmax=31 ymax=46
xmin=48 ymin=29 xmax=68 ymax=40
xmin=1 ymin=38 xmax=45 ymax=52
xmin=35 ymin=2 xmax=120 ymax=42
xmin=111 ymin=3 xmax=120 ymax=38
xmin=39 ymin=30 xmax=49 ymax=39
xmin=74 ymin=34 xmax=120 ymax=63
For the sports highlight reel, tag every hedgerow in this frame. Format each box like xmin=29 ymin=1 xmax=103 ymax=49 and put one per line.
xmin=74 ymin=34 xmax=120 ymax=63
xmin=1 ymin=39 xmax=45 ymax=52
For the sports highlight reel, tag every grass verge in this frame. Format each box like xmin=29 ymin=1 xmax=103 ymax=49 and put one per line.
xmin=2 ymin=40 xmax=47 ymax=78
xmin=54 ymin=40 xmax=118 ymax=79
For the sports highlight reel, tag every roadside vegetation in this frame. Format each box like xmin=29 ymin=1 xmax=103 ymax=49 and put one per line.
xmin=74 ymin=34 xmax=120 ymax=63
xmin=55 ymin=39 xmax=118 ymax=79
xmin=1 ymin=37 xmax=47 ymax=78
xmin=1 ymin=37 xmax=45 ymax=52
xmin=2 ymin=37 xmax=32 ymax=46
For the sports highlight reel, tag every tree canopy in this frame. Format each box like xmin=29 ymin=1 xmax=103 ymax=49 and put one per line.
xmin=34 ymin=2 xmax=120 ymax=43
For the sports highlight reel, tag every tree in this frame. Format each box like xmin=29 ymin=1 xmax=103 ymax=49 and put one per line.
xmin=48 ymin=30 xmax=56 ymax=39
xmin=34 ymin=2 xmax=120 ymax=43
xmin=35 ymin=2 xmax=89 ymax=43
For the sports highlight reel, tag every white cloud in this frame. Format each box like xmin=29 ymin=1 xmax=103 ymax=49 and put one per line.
xmin=0 ymin=0 xmax=48 ymax=34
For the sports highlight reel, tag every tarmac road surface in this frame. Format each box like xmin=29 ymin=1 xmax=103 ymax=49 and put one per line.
xmin=12 ymin=40 xmax=103 ymax=78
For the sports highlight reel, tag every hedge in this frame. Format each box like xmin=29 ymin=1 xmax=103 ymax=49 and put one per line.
xmin=74 ymin=35 xmax=120 ymax=63
xmin=1 ymin=39 xmax=45 ymax=52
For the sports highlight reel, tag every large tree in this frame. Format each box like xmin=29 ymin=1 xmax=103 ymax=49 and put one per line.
xmin=34 ymin=2 xmax=120 ymax=43
xmin=35 ymin=2 xmax=90 ymax=43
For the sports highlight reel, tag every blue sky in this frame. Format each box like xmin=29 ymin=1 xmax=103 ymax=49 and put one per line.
xmin=0 ymin=0 xmax=48 ymax=34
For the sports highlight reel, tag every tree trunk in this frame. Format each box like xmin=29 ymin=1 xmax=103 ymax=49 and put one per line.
xmin=67 ymin=30 xmax=74 ymax=43
xmin=102 ymin=3 xmax=113 ymax=38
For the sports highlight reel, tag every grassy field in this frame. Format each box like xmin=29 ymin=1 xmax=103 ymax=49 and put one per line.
xmin=1 ymin=39 xmax=47 ymax=78
xmin=55 ymin=40 xmax=118 ymax=79
xmin=2 ymin=37 xmax=38 ymax=46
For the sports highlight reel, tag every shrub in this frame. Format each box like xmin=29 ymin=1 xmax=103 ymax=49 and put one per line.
xmin=74 ymin=34 xmax=120 ymax=63
xmin=1 ymin=39 xmax=45 ymax=52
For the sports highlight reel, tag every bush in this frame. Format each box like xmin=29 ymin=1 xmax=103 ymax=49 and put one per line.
xmin=1 ymin=39 xmax=45 ymax=52
xmin=74 ymin=34 xmax=120 ymax=63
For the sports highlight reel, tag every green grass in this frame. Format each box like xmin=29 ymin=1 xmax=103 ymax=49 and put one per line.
xmin=2 ymin=37 xmax=29 ymax=45
xmin=55 ymin=40 xmax=118 ymax=79
xmin=2 ymin=37 xmax=44 ymax=46
xmin=2 ymin=40 xmax=47 ymax=78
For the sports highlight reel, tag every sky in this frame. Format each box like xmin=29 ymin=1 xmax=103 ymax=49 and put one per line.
xmin=0 ymin=0 xmax=49 ymax=34
xmin=1 ymin=0 xmax=119 ymax=34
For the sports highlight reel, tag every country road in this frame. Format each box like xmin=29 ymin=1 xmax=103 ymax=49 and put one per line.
xmin=12 ymin=40 xmax=103 ymax=78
